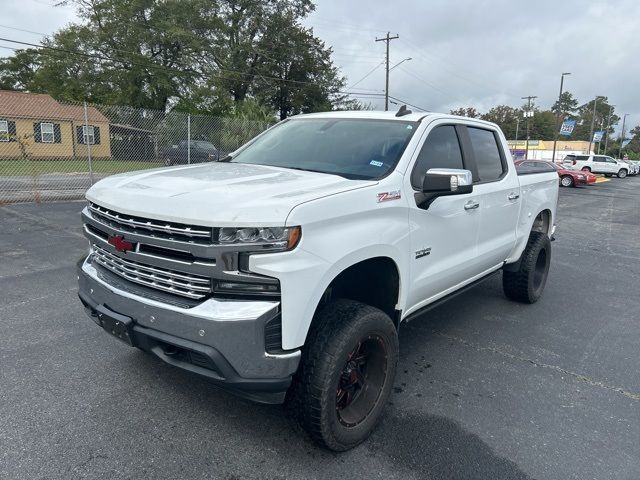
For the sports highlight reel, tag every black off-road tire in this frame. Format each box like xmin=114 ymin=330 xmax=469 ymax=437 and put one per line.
xmin=286 ymin=299 xmax=398 ymax=451
xmin=503 ymin=231 xmax=551 ymax=304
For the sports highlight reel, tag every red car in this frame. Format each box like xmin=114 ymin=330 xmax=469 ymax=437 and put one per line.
xmin=515 ymin=160 xmax=595 ymax=187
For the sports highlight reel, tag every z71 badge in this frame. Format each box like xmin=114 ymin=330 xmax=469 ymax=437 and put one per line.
xmin=377 ymin=190 xmax=401 ymax=203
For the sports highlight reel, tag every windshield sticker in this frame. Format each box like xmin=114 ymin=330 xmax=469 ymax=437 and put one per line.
xmin=407 ymin=125 xmax=413 ymax=130
xmin=377 ymin=190 xmax=401 ymax=203
xmin=369 ymin=160 xmax=384 ymax=167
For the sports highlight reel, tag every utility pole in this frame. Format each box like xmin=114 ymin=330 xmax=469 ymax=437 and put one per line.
xmin=597 ymin=119 xmax=604 ymax=154
xmin=551 ymin=72 xmax=570 ymax=163
xmin=619 ymin=113 xmax=629 ymax=159
xmin=376 ymin=32 xmax=399 ymax=111
xmin=588 ymin=96 xmax=603 ymax=155
xmin=522 ymin=96 xmax=537 ymax=160
xmin=513 ymin=117 xmax=520 ymax=158
xmin=604 ymin=104 xmax=615 ymax=154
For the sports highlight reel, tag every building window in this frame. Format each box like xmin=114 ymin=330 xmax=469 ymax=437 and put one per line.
xmin=0 ymin=120 xmax=8 ymax=142
xmin=41 ymin=122 xmax=55 ymax=143
xmin=83 ymin=125 xmax=95 ymax=145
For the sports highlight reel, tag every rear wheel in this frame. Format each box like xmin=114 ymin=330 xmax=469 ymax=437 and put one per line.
xmin=604 ymin=173 xmax=612 ymax=178
xmin=503 ymin=231 xmax=551 ymax=304
xmin=617 ymin=169 xmax=627 ymax=178
xmin=581 ymin=167 xmax=591 ymax=172
xmin=560 ymin=175 xmax=574 ymax=187
xmin=164 ymin=157 xmax=172 ymax=166
xmin=287 ymin=299 xmax=398 ymax=451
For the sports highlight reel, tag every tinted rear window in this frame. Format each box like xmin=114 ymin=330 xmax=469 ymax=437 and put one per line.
xmin=467 ymin=127 xmax=505 ymax=182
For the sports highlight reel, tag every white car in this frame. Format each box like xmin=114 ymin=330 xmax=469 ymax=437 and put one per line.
xmin=563 ymin=154 xmax=630 ymax=178
xmin=621 ymin=160 xmax=639 ymax=176
xmin=77 ymin=110 xmax=558 ymax=451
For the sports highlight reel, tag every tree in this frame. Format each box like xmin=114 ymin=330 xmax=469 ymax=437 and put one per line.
xmin=551 ymin=91 xmax=578 ymax=118
xmin=571 ymin=97 xmax=618 ymax=142
xmin=449 ymin=107 xmax=480 ymax=118
xmin=0 ymin=49 xmax=41 ymax=90
xmin=621 ymin=125 xmax=640 ymax=158
xmin=529 ymin=110 xmax=556 ymax=140
xmin=0 ymin=0 xmax=349 ymax=117
xmin=481 ymin=105 xmax=521 ymax=139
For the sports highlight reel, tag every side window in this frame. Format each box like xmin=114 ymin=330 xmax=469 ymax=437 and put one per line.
xmin=411 ymin=125 xmax=463 ymax=189
xmin=594 ymin=156 xmax=605 ymax=163
xmin=467 ymin=127 xmax=505 ymax=182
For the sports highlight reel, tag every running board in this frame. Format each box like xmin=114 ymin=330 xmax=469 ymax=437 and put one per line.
xmin=402 ymin=269 xmax=500 ymax=324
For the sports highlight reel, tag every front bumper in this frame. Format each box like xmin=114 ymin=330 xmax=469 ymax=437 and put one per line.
xmin=77 ymin=255 xmax=300 ymax=404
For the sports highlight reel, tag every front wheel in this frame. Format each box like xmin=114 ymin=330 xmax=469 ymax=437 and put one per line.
xmin=164 ymin=157 xmax=173 ymax=166
xmin=560 ymin=175 xmax=574 ymax=187
xmin=503 ymin=231 xmax=551 ymax=304
xmin=617 ymin=169 xmax=627 ymax=178
xmin=288 ymin=299 xmax=398 ymax=451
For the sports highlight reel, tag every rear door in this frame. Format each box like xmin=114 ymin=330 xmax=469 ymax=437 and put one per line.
xmin=464 ymin=126 xmax=521 ymax=270
xmin=592 ymin=156 xmax=610 ymax=173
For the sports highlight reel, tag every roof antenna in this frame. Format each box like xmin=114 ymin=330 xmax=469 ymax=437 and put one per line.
xmin=395 ymin=105 xmax=412 ymax=117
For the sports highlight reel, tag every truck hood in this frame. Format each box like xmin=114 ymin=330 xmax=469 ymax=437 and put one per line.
xmin=86 ymin=162 xmax=375 ymax=226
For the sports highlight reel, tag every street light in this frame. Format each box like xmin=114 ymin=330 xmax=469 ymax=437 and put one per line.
xmin=588 ymin=95 xmax=604 ymax=155
xmin=619 ymin=113 xmax=630 ymax=159
xmin=551 ymin=72 xmax=571 ymax=162
xmin=389 ymin=57 xmax=412 ymax=72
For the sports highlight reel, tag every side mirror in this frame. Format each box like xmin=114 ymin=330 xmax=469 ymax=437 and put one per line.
xmin=422 ymin=168 xmax=473 ymax=195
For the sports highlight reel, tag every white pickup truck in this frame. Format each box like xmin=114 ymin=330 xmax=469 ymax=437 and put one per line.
xmin=77 ymin=109 xmax=558 ymax=451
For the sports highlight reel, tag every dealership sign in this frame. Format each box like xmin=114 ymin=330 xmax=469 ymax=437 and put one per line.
xmin=559 ymin=119 xmax=576 ymax=136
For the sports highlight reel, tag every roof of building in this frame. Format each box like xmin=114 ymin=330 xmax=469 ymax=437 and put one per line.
xmin=0 ymin=90 xmax=109 ymax=123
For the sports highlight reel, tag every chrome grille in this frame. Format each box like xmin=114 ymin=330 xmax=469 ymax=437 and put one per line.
xmin=92 ymin=245 xmax=212 ymax=300
xmin=89 ymin=203 xmax=213 ymax=243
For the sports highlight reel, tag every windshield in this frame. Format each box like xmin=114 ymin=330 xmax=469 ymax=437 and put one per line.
xmin=230 ymin=118 xmax=418 ymax=179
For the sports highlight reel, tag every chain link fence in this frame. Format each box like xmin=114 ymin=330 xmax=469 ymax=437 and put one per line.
xmin=0 ymin=90 xmax=274 ymax=204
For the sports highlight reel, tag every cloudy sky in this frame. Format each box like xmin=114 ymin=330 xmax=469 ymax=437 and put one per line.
xmin=1 ymin=0 xmax=639 ymax=132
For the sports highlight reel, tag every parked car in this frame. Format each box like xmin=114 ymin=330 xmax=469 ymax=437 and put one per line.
xmin=78 ymin=110 xmax=558 ymax=451
xmin=515 ymin=160 xmax=593 ymax=187
xmin=562 ymin=154 xmax=630 ymax=178
xmin=620 ymin=160 xmax=639 ymax=176
xmin=162 ymin=140 xmax=220 ymax=165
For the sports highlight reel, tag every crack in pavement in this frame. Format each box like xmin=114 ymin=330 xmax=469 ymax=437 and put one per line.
xmin=437 ymin=332 xmax=640 ymax=401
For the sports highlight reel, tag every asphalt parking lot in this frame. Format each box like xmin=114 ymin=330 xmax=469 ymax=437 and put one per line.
xmin=1 ymin=177 xmax=639 ymax=480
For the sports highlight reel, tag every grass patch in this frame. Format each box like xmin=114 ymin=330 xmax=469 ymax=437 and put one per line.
xmin=0 ymin=159 xmax=163 ymax=176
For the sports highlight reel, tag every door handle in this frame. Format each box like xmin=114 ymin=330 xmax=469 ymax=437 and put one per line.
xmin=507 ymin=192 xmax=520 ymax=200
xmin=464 ymin=200 xmax=479 ymax=210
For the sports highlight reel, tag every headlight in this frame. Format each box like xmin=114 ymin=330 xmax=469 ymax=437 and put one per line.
xmin=218 ymin=226 xmax=301 ymax=250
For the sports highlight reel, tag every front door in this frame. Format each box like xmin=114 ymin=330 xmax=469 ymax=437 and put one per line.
xmin=406 ymin=124 xmax=481 ymax=315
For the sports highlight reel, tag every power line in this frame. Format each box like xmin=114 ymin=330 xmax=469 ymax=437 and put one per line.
xmin=346 ymin=61 xmax=384 ymax=90
xmin=0 ymin=24 xmax=48 ymax=37
xmin=396 ymin=66 xmax=448 ymax=96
